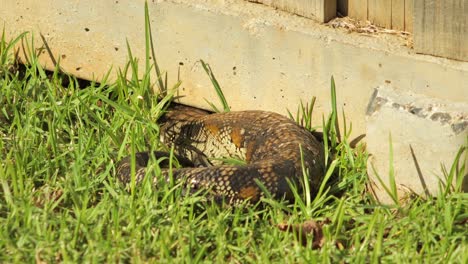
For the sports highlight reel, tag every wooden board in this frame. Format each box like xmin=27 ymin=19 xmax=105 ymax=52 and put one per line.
xmin=348 ymin=0 xmax=414 ymax=32
xmin=348 ymin=0 xmax=368 ymax=21
xmin=248 ymin=0 xmax=337 ymax=22
xmin=391 ymin=0 xmax=405 ymax=30
xmin=405 ymin=0 xmax=414 ymax=32
xmin=414 ymin=0 xmax=468 ymax=61
xmin=320 ymin=0 xmax=337 ymax=22
xmin=368 ymin=0 xmax=392 ymax=28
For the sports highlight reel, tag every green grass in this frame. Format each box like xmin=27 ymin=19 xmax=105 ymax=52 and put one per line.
xmin=1 ymin=27 xmax=467 ymax=263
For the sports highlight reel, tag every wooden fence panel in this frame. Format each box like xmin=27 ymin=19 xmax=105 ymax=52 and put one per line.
xmin=391 ymin=0 xmax=405 ymax=30
xmin=248 ymin=0 xmax=337 ymax=22
xmin=368 ymin=0 xmax=392 ymax=28
xmin=414 ymin=0 xmax=468 ymax=61
xmin=349 ymin=0 xmax=368 ymax=21
xmin=348 ymin=0 xmax=414 ymax=32
xmin=405 ymin=0 xmax=414 ymax=32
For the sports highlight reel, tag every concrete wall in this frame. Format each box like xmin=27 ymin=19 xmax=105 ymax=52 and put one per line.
xmin=1 ymin=0 xmax=467 ymax=202
xmin=366 ymin=85 xmax=467 ymax=203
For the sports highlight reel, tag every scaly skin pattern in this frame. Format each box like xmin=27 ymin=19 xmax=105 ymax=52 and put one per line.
xmin=117 ymin=105 xmax=325 ymax=204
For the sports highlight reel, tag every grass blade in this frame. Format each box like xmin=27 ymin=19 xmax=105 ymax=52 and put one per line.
xmin=200 ymin=59 xmax=230 ymax=112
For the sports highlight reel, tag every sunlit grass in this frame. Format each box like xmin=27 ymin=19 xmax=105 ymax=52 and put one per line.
xmin=0 ymin=23 xmax=467 ymax=263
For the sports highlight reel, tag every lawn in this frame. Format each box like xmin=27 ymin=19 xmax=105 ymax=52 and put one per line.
xmin=0 ymin=27 xmax=467 ymax=263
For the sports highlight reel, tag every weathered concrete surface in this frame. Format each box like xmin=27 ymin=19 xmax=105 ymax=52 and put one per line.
xmin=1 ymin=0 xmax=467 ymax=201
xmin=367 ymin=85 xmax=468 ymax=203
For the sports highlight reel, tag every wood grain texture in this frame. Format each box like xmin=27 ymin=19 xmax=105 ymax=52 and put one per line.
xmin=347 ymin=0 xmax=414 ymax=32
xmin=391 ymin=0 xmax=405 ymax=30
xmin=368 ymin=0 xmax=392 ymax=28
xmin=414 ymin=0 xmax=468 ymax=61
xmin=249 ymin=0 xmax=336 ymax=22
xmin=405 ymin=0 xmax=414 ymax=32
xmin=348 ymin=0 xmax=368 ymax=21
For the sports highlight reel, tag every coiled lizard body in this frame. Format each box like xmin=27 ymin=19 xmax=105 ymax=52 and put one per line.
xmin=116 ymin=104 xmax=325 ymax=204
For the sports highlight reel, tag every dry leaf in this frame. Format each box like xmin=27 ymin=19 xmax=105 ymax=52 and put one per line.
xmin=277 ymin=219 xmax=330 ymax=249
